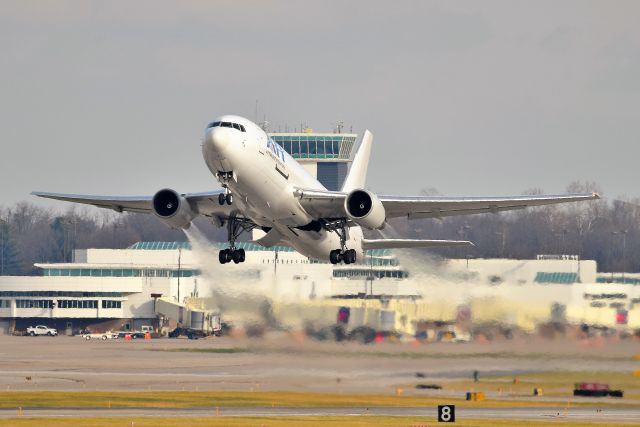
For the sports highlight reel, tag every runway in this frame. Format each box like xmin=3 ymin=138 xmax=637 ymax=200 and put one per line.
xmin=1 ymin=406 xmax=639 ymax=423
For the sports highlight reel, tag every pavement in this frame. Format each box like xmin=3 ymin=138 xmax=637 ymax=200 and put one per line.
xmin=0 ymin=335 xmax=638 ymax=394
xmin=1 ymin=406 xmax=639 ymax=423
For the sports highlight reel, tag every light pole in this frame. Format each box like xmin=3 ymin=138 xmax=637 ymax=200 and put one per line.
xmin=177 ymin=247 xmax=182 ymax=303
xmin=458 ymin=224 xmax=471 ymax=258
xmin=622 ymin=230 xmax=628 ymax=283
xmin=0 ymin=217 xmax=7 ymax=276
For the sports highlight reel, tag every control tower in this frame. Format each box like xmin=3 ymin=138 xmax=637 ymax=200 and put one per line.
xmin=268 ymin=130 xmax=358 ymax=191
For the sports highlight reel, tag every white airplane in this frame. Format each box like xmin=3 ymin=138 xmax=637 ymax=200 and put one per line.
xmin=34 ymin=115 xmax=599 ymax=265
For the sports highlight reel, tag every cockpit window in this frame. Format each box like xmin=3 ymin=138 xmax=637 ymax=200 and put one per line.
xmin=207 ymin=121 xmax=246 ymax=132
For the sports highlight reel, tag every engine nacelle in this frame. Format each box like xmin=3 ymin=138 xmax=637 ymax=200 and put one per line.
xmin=152 ymin=189 xmax=197 ymax=229
xmin=344 ymin=189 xmax=386 ymax=229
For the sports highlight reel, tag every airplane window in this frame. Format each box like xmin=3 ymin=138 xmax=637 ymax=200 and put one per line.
xmin=221 ymin=122 xmax=233 ymax=128
xmin=239 ymin=124 xmax=246 ymax=132
xmin=232 ymin=123 xmax=241 ymax=131
xmin=207 ymin=121 xmax=221 ymax=129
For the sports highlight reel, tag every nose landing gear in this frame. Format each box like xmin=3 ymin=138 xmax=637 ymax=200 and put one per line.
xmin=216 ymin=171 xmax=234 ymax=205
xmin=218 ymin=192 xmax=233 ymax=205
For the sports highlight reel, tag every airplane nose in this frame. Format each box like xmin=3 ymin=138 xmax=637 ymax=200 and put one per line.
xmin=205 ymin=128 xmax=230 ymax=153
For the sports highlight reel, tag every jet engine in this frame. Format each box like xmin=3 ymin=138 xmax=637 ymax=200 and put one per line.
xmin=344 ymin=189 xmax=386 ymax=229
xmin=152 ymin=189 xmax=197 ymax=229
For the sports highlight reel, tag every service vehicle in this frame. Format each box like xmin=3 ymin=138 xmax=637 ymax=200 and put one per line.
xmin=26 ymin=325 xmax=57 ymax=336
xmin=82 ymin=331 xmax=118 ymax=340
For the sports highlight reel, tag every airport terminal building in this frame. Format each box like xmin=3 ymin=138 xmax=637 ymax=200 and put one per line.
xmin=1 ymin=240 xmax=640 ymax=335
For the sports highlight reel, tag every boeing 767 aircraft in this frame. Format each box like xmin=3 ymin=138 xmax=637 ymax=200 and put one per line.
xmin=34 ymin=115 xmax=599 ymax=265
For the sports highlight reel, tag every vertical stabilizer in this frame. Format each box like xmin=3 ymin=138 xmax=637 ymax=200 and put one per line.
xmin=341 ymin=130 xmax=373 ymax=192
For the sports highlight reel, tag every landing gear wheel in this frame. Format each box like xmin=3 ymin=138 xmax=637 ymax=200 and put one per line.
xmin=238 ymin=248 xmax=246 ymax=263
xmin=329 ymin=249 xmax=341 ymax=265
xmin=218 ymin=249 xmax=230 ymax=264
xmin=345 ymin=249 xmax=357 ymax=264
xmin=225 ymin=193 xmax=233 ymax=205
xmin=232 ymin=250 xmax=243 ymax=264
xmin=218 ymin=193 xmax=226 ymax=205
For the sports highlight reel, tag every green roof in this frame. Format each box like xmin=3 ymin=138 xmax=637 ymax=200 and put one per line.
xmin=127 ymin=241 xmax=293 ymax=252
xmin=127 ymin=242 xmax=393 ymax=257
xmin=534 ymin=272 xmax=578 ymax=284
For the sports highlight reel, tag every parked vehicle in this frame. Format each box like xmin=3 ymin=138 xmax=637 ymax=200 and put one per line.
xmin=82 ymin=331 xmax=118 ymax=340
xmin=169 ymin=327 xmax=204 ymax=339
xmin=26 ymin=325 xmax=57 ymax=336
xmin=117 ymin=330 xmax=146 ymax=339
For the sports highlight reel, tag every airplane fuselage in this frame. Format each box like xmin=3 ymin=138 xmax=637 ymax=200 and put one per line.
xmin=202 ymin=115 xmax=365 ymax=262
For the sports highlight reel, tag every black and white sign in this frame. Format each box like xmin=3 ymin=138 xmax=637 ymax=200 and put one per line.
xmin=437 ymin=405 xmax=455 ymax=422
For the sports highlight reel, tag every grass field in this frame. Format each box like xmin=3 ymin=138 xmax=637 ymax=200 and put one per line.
xmin=437 ymin=371 xmax=640 ymax=400
xmin=0 ymin=390 xmax=636 ymax=409
xmin=0 ymin=416 xmax=636 ymax=427
xmin=150 ymin=346 xmax=633 ymax=362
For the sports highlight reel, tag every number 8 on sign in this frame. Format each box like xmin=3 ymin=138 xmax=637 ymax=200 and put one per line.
xmin=437 ymin=405 xmax=455 ymax=422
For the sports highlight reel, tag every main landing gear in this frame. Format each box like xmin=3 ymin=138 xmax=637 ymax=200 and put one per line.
xmin=216 ymin=171 xmax=234 ymax=205
xmin=218 ymin=247 xmax=245 ymax=264
xmin=330 ymin=248 xmax=356 ymax=265
xmin=326 ymin=220 xmax=357 ymax=265
xmin=218 ymin=216 xmax=254 ymax=264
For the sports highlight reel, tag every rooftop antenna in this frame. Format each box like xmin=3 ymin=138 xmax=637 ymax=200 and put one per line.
xmin=335 ymin=120 xmax=344 ymax=134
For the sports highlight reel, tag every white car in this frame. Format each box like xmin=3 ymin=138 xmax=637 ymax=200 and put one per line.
xmin=82 ymin=331 xmax=118 ymax=340
xmin=26 ymin=325 xmax=58 ymax=336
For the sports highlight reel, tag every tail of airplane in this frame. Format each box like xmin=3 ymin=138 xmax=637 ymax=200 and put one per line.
xmin=341 ymin=130 xmax=373 ymax=192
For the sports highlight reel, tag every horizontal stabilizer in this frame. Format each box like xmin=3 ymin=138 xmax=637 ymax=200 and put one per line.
xmin=361 ymin=238 xmax=474 ymax=250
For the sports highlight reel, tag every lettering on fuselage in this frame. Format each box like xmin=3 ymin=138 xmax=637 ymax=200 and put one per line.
xmin=267 ymin=137 xmax=286 ymax=163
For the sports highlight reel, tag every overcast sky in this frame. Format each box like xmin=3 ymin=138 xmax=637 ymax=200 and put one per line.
xmin=1 ymin=1 xmax=639 ymax=209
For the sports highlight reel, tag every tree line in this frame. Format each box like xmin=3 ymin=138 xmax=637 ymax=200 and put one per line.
xmin=0 ymin=181 xmax=638 ymax=275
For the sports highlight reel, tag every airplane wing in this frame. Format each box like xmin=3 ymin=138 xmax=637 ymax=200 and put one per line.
xmin=379 ymin=193 xmax=600 ymax=220
xmin=296 ymin=189 xmax=600 ymax=221
xmin=31 ymin=190 xmax=235 ymax=218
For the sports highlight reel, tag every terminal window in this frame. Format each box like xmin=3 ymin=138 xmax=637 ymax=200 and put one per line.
xmin=57 ymin=300 xmax=97 ymax=309
xmin=101 ymin=300 xmax=122 ymax=309
xmin=16 ymin=300 xmax=53 ymax=309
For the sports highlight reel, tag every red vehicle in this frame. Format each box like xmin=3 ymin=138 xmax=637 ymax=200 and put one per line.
xmin=574 ymin=383 xmax=623 ymax=398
